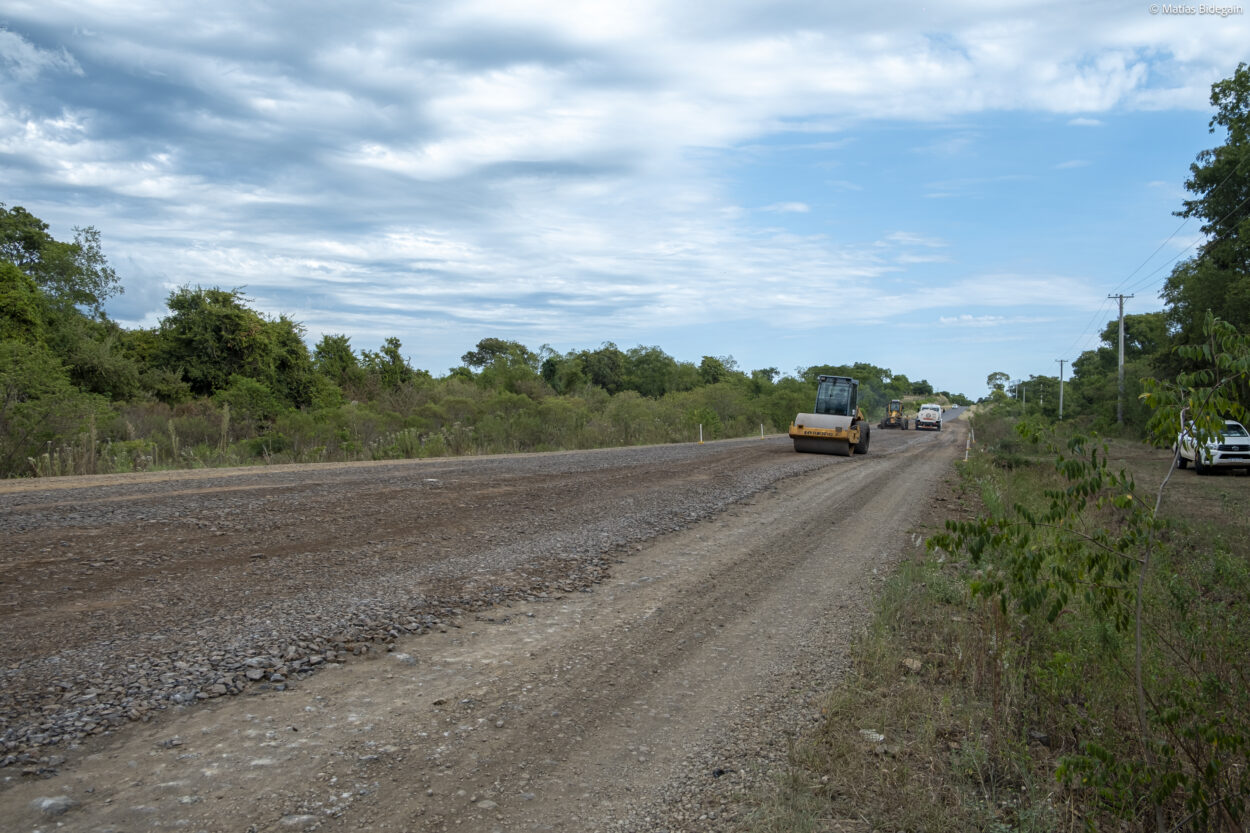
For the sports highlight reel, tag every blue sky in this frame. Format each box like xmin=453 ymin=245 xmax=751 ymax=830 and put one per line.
xmin=2 ymin=1 xmax=1247 ymax=398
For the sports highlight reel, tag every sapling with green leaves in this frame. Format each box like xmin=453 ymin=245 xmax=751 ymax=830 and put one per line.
xmin=931 ymin=312 xmax=1250 ymax=831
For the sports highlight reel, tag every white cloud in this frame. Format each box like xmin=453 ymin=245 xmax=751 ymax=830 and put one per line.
xmin=913 ymin=133 xmax=978 ymax=156
xmin=938 ymin=313 xmax=1052 ymax=328
xmin=0 ymin=28 xmax=82 ymax=82
xmin=897 ymin=253 xmax=952 ymax=264
xmin=2 ymin=0 xmax=1242 ymax=385
xmin=881 ymin=231 xmax=947 ymax=248
xmin=762 ymin=201 xmax=809 ymax=213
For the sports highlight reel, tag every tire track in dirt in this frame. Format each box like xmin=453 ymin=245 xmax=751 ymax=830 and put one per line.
xmin=0 ymin=423 xmax=965 ymax=831
xmin=3 ymin=439 xmax=839 ymax=764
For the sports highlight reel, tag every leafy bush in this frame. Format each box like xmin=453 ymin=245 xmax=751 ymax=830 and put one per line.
xmin=934 ymin=405 xmax=1250 ymax=830
xmin=0 ymin=341 xmax=110 ymax=476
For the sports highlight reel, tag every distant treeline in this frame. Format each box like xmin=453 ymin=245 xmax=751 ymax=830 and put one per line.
xmin=0 ymin=205 xmax=970 ymax=477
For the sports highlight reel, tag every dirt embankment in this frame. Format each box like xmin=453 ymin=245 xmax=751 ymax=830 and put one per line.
xmin=0 ymin=420 xmax=966 ymax=832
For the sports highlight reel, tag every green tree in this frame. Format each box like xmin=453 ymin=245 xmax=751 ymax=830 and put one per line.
xmin=698 ymin=355 xmax=738 ymax=385
xmin=156 ymin=286 xmax=314 ymax=407
xmin=604 ymin=390 xmax=653 ymax=444
xmin=1068 ymin=313 xmax=1169 ymax=429
xmin=119 ymin=327 xmax=192 ymax=403
xmin=1022 ymin=374 xmax=1060 ymax=418
xmin=1162 ymin=63 xmax=1250 ymax=349
xmin=314 ymin=333 xmax=364 ymax=390
xmin=624 ymin=345 xmax=679 ymax=398
xmin=1144 ymin=310 xmax=1250 ymax=453
xmin=461 ymin=337 xmax=537 ymax=371
xmin=1 ymin=209 xmax=143 ymax=402
xmin=748 ymin=367 xmax=779 ymax=398
xmin=1101 ymin=312 xmax=1171 ymax=362
xmin=540 ymin=351 xmax=587 ymax=394
xmin=266 ymin=315 xmax=317 ymax=407
xmin=0 ymin=341 xmax=109 ymax=476
xmin=157 ymin=287 xmax=268 ymax=396
xmin=460 ymin=338 xmax=541 ymax=394
xmin=885 ymin=372 xmax=912 ymax=399
xmin=761 ymin=376 xmax=811 ymax=432
xmin=939 ymin=315 xmax=1250 ymax=830
xmin=53 ymin=318 xmax=143 ymax=401
xmin=1179 ymin=62 xmax=1250 ymax=274
xmin=0 ymin=261 xmax=48 ymax=343
xmin=582 ymin=343 xmax=627 ymax=393
xmin=1162 ymin=258 xmax=1250 ymax=355
xmin=0 ymin=204 xmax=122 ymax=317
xmin=214 ymin=374 xmax=286 ymax=428
xmin=670 ymin=360 xmax=701 ymax=392
xmin=361 ymin=336 xmax=418 ymax=390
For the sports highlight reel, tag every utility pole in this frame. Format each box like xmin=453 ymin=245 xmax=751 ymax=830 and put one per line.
xmin=1108 ymin=294 xmax=1134 ymax=426
xmin=1056 ymin=358 xmax=1066 ymax=420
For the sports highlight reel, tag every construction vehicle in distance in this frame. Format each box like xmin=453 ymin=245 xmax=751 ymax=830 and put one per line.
xmin=789 ymin=375 xmax=871 ymax=456
xmin=878 ymin=399 xmax=909 ymax=429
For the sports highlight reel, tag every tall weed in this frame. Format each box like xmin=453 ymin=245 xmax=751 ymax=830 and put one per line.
xmin=933 ymin=415 xmax=1250 ymax=830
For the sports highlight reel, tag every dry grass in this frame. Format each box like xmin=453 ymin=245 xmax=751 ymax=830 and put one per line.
xmin=751 ymin=428 xmax=1250 ymax=832
xmin=751 ymin=547 xmax=1060 ymax=832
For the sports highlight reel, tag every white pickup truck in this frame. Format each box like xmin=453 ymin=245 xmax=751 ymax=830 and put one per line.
xmin=915 ymin=403 xmax=943 ymax=431
xmin=1176 ymin=418 xmax=1250 ymax=474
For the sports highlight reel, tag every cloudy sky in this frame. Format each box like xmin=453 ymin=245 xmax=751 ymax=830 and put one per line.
xmin=3 ymin=1 xmax=1248 ymax=397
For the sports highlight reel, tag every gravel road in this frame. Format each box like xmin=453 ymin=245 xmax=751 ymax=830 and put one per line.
xmin=0 ymin=419 xmax=965 ymax=831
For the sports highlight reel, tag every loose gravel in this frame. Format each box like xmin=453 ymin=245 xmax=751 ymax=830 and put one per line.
xmin=0 ymin=439 xmax=832 ymax=772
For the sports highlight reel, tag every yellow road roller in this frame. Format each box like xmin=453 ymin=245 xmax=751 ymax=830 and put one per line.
xmin=789 ymin=375 xmax=870 ymax=456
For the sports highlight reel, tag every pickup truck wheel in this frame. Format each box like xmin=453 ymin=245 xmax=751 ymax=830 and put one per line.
xmin=1195 ymin=454 xmax=1208 ymax=475
xmin=1177 ymin=454 xmax=1188 ymax=469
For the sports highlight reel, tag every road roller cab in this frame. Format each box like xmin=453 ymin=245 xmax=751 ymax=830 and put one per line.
xmin=789 ymin=375 xmax=870 ymax=456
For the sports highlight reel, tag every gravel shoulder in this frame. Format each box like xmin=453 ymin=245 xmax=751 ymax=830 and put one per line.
xmin=0 ymin=422 xmax=966 ymax=831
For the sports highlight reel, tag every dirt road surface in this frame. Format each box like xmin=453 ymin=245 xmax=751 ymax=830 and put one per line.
xmin=1 ymin=415 xmax=966 ymax=832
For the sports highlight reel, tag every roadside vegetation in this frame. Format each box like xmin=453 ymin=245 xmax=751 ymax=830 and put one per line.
xmin=755 ymin=404 xmax=1250 ymax=831
xmin=753 ymin=64 xmax=1250 ymax=833
xmin=0 ymin=212 xmax=968 ymax=478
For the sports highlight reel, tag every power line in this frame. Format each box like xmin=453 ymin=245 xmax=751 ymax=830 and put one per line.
xmin=1108 ymin=217 xmax=1192 ymax=295
xmin=1120 ymin=189 xmax=1250 ymax=297
xmin=1063 ymin=296 xmax=1115 ymax=358
xmin=1063 ymin=159 xmax=1250 ymax=361
xmin=1109 ymin=154 xmax=1245 ymax=296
